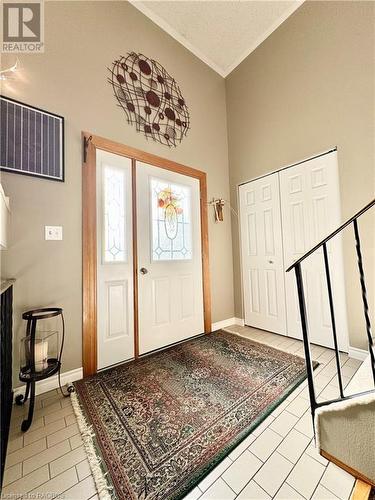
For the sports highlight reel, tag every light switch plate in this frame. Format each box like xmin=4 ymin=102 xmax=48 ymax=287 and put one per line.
xmin=45 ymin=226 xmax=63 ymax=240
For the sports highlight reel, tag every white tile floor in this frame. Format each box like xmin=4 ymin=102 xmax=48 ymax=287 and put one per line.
xmin=3 ymin=325 xmax=365 ymax=500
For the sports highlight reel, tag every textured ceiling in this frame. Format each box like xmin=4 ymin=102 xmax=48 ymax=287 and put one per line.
xmin=130 ymin=1 xmax=303 ymax=77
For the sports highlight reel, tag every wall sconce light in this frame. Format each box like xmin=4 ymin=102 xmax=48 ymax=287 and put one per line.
xmin=0 ymin=59 xmax=20 ymax=81
xmin=209 ymin=198 xmax=238 ymax=223
xmin=211 ymin=199 xmax=225 ymax=222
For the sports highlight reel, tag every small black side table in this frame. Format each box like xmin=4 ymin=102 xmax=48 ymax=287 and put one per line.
xmin=16 ymin=308 xmax=73 ymax=432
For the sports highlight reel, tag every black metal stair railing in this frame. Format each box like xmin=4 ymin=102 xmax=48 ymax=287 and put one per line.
xmin=286 ymin=198 xmax=375 ymax=427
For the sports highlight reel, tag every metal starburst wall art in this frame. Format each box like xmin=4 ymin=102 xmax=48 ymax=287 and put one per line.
xmin=108 ymin=52 xmax=190 ymax=147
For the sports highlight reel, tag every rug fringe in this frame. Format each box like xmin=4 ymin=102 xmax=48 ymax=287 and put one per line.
xmin=71 ymin=391 xmax=113 ymax=500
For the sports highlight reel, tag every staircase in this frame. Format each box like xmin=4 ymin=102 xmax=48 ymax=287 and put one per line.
xmin=286 ymin=199 xmax=375 ymax=495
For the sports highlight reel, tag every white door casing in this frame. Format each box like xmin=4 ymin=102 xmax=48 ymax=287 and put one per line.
xmin=137 ymin=162 xmax=204 ymax=354
xmin=96 ymin=150 xmax=134 ymax=369
xmin=280 ymin=151 xmax=348 ymax=351
xmin=239 ymin=174 xmax=287 ymax=334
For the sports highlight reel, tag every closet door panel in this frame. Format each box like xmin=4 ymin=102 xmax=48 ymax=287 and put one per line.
xmin=239 ymin=174 xmax=286 ymax=335
xmin=280 ymin=151 xmax=348 ymax=351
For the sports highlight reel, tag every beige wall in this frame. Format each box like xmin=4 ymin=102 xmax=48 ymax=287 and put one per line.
xmin=1 ymin=1 xmax=234 ymax=386
xmin=226 ymin=1 xmax=375 ymax=350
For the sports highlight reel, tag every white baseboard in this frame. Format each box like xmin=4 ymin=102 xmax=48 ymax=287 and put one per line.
xmin=348 ymin=346 xmax=369 ymax=362
xmin=211 ymin=317 xmax=244 ymax=331
xmin=13 ymin=367 xmax=83 ymax=402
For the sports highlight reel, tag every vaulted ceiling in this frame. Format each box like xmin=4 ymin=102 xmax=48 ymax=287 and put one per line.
xmin=130 ymin=1 xmax=304 ymax=77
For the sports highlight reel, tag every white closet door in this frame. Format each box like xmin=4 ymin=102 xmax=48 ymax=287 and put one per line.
xmin=137 ymin=162 xmax=204 ymax=354
xmin=280 ymin=151 xmax=348 ymax=351
xmin=96 ymin=150 xmax=134 ymax=370
xmin=239 ymin=174 xmax=287 ymax=334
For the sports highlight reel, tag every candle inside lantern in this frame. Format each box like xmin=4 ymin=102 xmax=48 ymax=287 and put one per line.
xmin=34 ymin=340 xmax=49 ymax=371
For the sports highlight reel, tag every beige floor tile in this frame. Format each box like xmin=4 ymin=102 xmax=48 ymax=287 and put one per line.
xmin=1 ymin=465 xmax=49 ymax=496
xmin=305 ymin=443 xmax=329 ymax=466
xmin=61 ymin=474 xmax=97 ymax=499
xmin=275 ymin=483 xmax=304 ymax=499
xmin=23 ymin=439 xmax=71 ymax=475
xmin=44 ymin=405 xmax=74 ymax=425
xmin=61 ymin=396 xmax=73 ymax=408
xmin=69 ymin=433 xmax=83 ymax=450
xmin=252 ymin=414 xmax=275 ymax=436
xmin=184 ymin=486 xmax=203 ymax=500
xmin=76 ymin=459 xmax=91 ymax=481
xmin=341 ymin=363 xmax=359 ymax=377
xmin=32 ymin=400 xmax=63 ymax=420
xmin=228 ymin=432 xmax=256 ymax=461
xmin=294 ymin=411 xmax=314 ymax=438
xmin=50 ymin=445 xmax=87 ymax=478
xmin=2 ymin=462 xmax=22 ymax=487
xmin=37 ymin=389 xmax=59 ymax=401
xmin=286 ymin=397 xmax=310 ymax=418
xmin=314 ymin=374 xmax=332 ymax=390
xmin=29 ymin=466 xmax=78 ymax=497
xmin=65 ymin=413 xmax=77 ymax=426
xmin=200 ymin=478 xmax=235 ymax=500
xmin=24 ymin=418 xmax=66 ymax=446
xmin=253 ymin=452 xmax=294 ymax=496
xmin=312 ymin=484 xmax=340 ymax=499
xmin=344 ymin=358 xmax=362 ymax=369
xmin=320 ymin=463 xmax=355 ymax=499
xmin=222 ymin=450 xmax=262 ymax=493
xmin=5 ymin=436 xmax=46 ymax=468
xmin=7 ymin=434 xmax=24 ymax=454
xmin=249 ymin=428 xmax=283 ymax=462
xmin=237 ymin=480 xmax=270 ymax=499
xmin=277 ymin=429 xmax=310 ymax=463
xmin=47 ymin=423 xmax=79 ymax=447
xmin=41 ymin=392 xmax=63 ymax=408
xmin=287 ymin=454 xmax=326 ymax=498
xmin=198 ymin=457 xmax=232 ymax=492
xmin=271 ymin=399 xmax=290 ymax=417
xmin=269 ymin=411 xmax=299 ymax=437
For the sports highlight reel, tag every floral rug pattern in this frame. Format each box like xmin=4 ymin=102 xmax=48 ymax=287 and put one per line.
xmin=74 ymin=330 xmax=309 ymax=499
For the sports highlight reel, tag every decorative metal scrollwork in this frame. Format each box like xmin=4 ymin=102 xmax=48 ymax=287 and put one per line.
xmin=108 ymin=52 xmax=190 ymax=147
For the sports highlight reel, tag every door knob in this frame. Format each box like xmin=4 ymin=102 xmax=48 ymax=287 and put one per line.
xmin=268 ymin=260 xmax=274 ymax=264
xmin=140 ymin=267 xmax=148 ymax=275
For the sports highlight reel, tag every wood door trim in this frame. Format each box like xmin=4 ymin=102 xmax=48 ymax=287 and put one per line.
xmin=82 ymin=132 xmax=211 ymax=376
xmin=82 ymin=135 xmax=97 ymax=377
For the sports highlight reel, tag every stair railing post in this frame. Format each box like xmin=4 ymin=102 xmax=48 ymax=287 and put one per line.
xmin=353 ymin=219 xmax=375 ymax=385
xmin=323 ymin=243 xmax=345 ymax=398
xmin=294 ymin=263 xmax=317 ymax=429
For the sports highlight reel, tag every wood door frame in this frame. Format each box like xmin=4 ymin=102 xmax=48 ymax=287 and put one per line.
xmin=82 ymin=132 xmax=211 ymax=376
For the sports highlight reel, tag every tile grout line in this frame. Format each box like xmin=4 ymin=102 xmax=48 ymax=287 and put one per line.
xmin=231 ymin=405 xmax=326 ymax=499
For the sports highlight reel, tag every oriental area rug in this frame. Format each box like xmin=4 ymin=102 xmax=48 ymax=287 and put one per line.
xmin=73 ymin=330 xmax=310 ymax=500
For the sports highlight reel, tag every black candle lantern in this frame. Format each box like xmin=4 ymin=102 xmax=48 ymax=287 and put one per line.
xmin=16 ymin=308 xmax=72 ymax=431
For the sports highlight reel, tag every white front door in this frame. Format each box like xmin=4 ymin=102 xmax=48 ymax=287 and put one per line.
xmin=137 ymin=162 xmax=204 ymax=354
xmin=96 ymin=150 xmax=134 ymax=369
xmin=279 ymin=151 xmax=348 ymax=351
xmin=239 ymin=174 xmax=287 ymax=334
